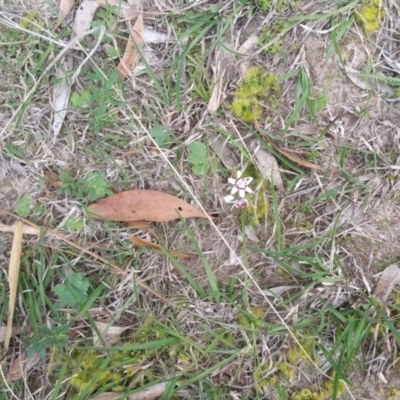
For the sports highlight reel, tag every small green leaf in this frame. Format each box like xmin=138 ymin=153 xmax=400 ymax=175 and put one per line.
xmin=65 ymin=216 xmax=84 ymax=232
xmin=54 ymin=272 xmax=90 ymax=307
xmin=85 ymin=172 xmax=112 ymax=201
xmin=150 ymin=125 xmax=171 ymax=148
xmin=187 ymin=141 xmax=207 ymax=164
xmin=150 ymin=126 xmax=166 ymax=146
xmin=15 ymin=194 xmax=34 ymax=217
xmin=71 ymin=89 xmax=91 ymax=107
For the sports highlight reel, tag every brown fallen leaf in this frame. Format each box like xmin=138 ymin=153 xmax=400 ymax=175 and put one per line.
xmin=129 ymin=236 xmax=194 ymax=258
xmin=255 ymin=123 xmax=324 ymax=172
xmin=88 ymin=190 xmax=209 ymax=222
xmin=118 ymin=8 xmax=144 ymax=78
xmin=54 ymin=0 xmax=76 ymax=30
xmin=277 ymin=147 xmax=325 ymax=172
xmin=373 ymin=264 xmax=400 ymax=301
xmin=8 ymin=352 xmax=40 ymax=381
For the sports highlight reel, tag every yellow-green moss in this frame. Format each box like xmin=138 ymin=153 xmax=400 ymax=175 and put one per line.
xmin=231 ymin=67 xmax=280 ymax=123
xmin=355 ymin=0 xmax=385 ymax=32
xmin=241 ymin=162 xmax=269 ymax=225
xmin=237 ymin=306 xmax=267 ymax=328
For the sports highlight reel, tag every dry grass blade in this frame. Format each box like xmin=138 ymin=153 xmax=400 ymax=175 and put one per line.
xmin=118 ymin=8 xmax=144 ymax=78
xmin=54 ymin=0 xmax=76 ymax=30
xmin=5 ymin=221 xmax=23 ymax=352
xmin=129 ymin=235 xmax=194 ymax=258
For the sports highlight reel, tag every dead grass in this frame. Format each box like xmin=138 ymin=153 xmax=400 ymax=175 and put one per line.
xmin=1 ymin=0 xmax=400 ymax=399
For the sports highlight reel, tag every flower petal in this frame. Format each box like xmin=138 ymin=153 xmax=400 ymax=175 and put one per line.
xmin=236 ymin=170 xmax=243 ymax=178
xmin=224 ymin=195 xmax=235 ymax=203
xmin=245 ymin=187 xmax=253 ymax=194
xmin=228 ymin=178 xmax=236 ymax=185
xmin=238 ymin=189 xmax=245 ymax=198
xmin=231 ymin=187 xmax=238 ymax=195
xmin=243 ymin=177 xmax=253 ymax=184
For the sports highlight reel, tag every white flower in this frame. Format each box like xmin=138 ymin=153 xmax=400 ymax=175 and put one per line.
xmin=228 ymin=170 xmax=253 ymax=199
xmin=223 ymin=195 xmax=249 ymax=210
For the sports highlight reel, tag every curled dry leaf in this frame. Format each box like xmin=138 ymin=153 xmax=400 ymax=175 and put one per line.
xmin=118 ymin=8 xmax=144 ymax=78
xmin=8 ymin=352 xmax=41 ymax=381
xmin=88 ymin=190 xmax=209 ymax=222
xmin=210 ymin=135 xmax=239 ymax=170
xmin=373 ymin=264 xmax=400 ymax=301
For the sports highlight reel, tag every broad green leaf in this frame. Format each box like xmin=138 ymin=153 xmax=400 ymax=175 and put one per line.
xmin=187 ymin=141 xmax=207 ymax=164
xmin=65 ymin=216 xmax=84 ymax=231
xmin=15 ymin=194 xmax=34 ymax=217
xmin=54 ymin=272 xmax=90 ymax=307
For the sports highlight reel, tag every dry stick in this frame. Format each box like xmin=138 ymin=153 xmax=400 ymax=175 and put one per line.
xmin=0 ymin=210 xmax=167 ymax=302
xmin=5 ymin=221 xmax=23 ymax=352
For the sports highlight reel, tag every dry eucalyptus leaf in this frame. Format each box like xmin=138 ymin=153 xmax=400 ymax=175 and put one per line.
xmin=8 ymin=352 xmax=40 ymax=381
xmin=90 ymin=383 xmax=167 ymax=400
xmin=129 ymin=382 xmax=167 ymax=400
xmin=54 ymin=0 xmax=75 ymax=30
xmin=345 ymin=67 xmax=393 ymax=96
xmin=0 ymin=325 xmax=19 ymax=342
xmin=373 ymin=264 xmax=400 ymax=301
xmin=210 ymin=135 xmax=239 ymax=170
xmin=253 ymin=146 xmax=283 ymax=190
xmin=208 ymin=40 xmax=235 ymax=113
xmin=118 ymin=9 xmax=144 ymax=78
xmin=72 ymin=0 xmax=100 ymax=37
xmin=238 ymin=33 xmax=259 ymax=77
xmin=93 ymin=321 xmax=130 ymax=347
xmin=88 ymin=190 xmax=209 ymax=222
xmin=263 ymin=286 xmax=297 ymax=297
xmin=52 ymin=55 xmax=73 ymax=137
